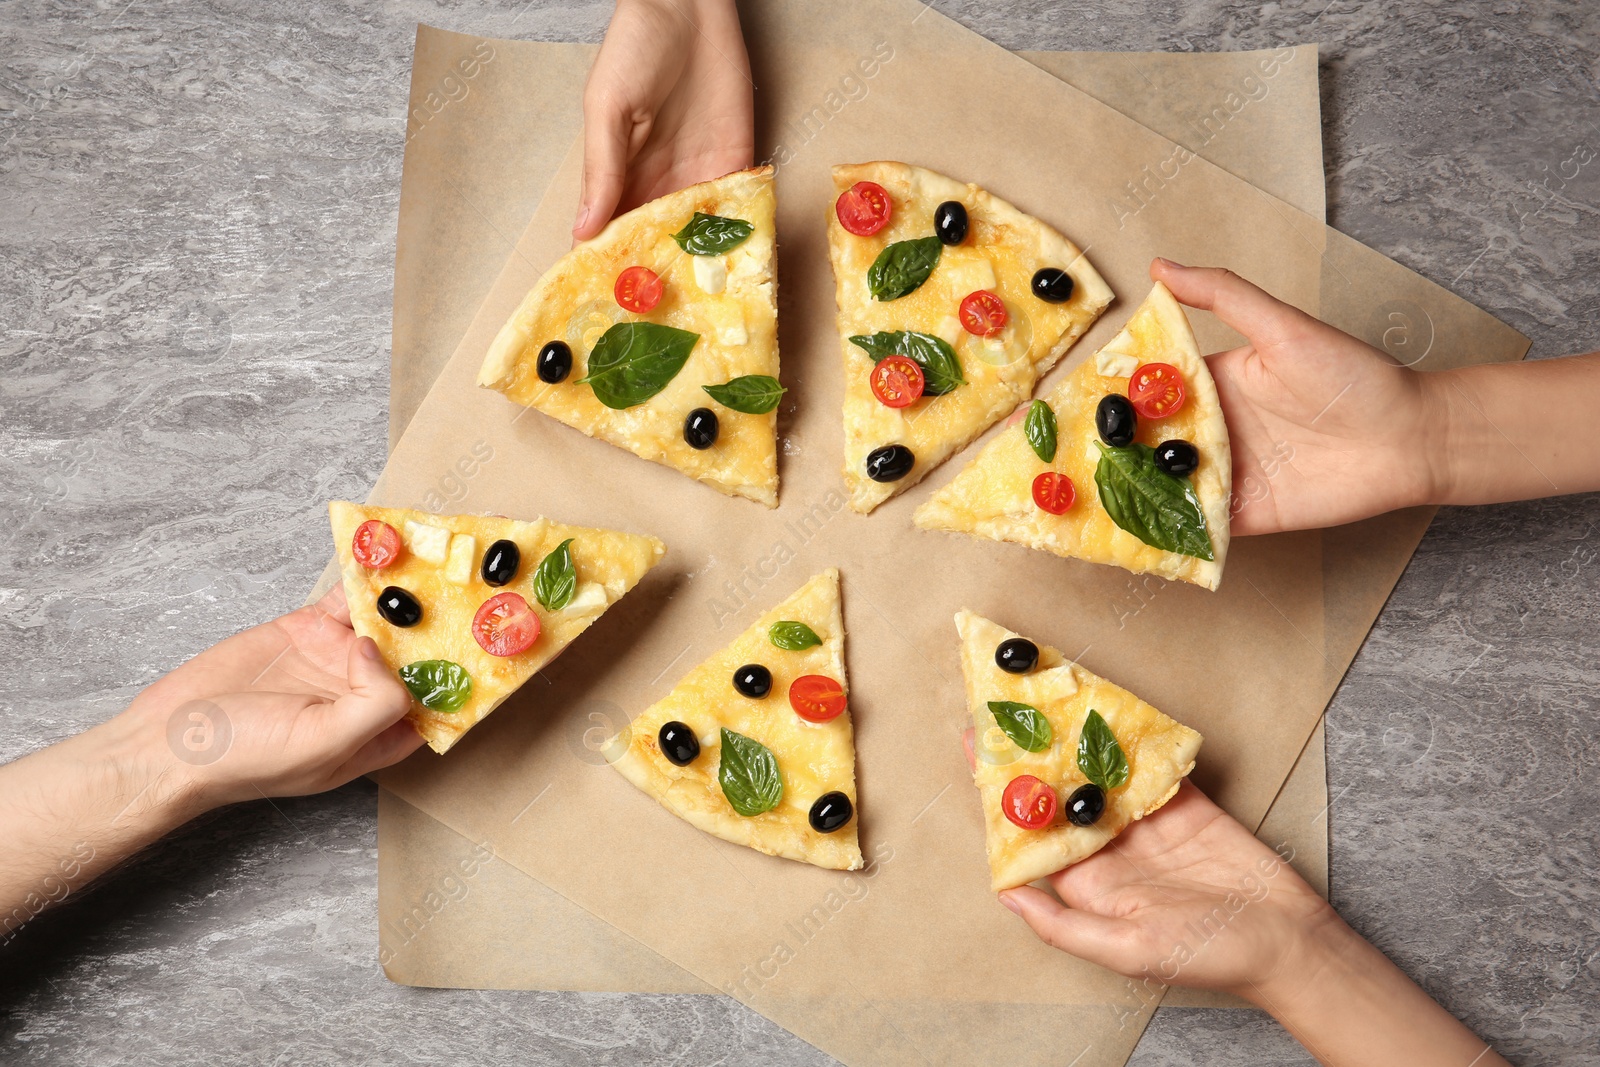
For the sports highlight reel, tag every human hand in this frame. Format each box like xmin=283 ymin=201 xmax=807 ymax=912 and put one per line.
xmin=1151 ymin=258 xmax=1449 ymax=535
xmin=574 ymin=0 xmax=755 ymax=240
xmin=122 ymin=584 xmax=423 ymax=809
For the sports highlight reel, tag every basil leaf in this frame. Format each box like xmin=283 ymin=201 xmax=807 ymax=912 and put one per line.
xmin=718 ymin=728 xmax=783 ymax=816
xmin=1093 ymin=442 xmax=1215 ymax=561
xmin=849 ymin=331 xmax=965 ymax=396
xmin=1024 ymin=400 xmax=1058 ymax=463
xmin=703 ymin=374 xmax=786 ymax=414
xmin=988 ymin=700 xmax=1053 ymax=753
xmin=867 ymin=236 xmax=942 ymax=300
xmin=1077 ymin=709 xmax=1129 ymax=790
xmin=768 ymin=620 xmax=822 ymax=651
xmin=672 ymin=211 xmax=754 ymax=255
xmin=399 ymin=659 xmax=473 ymax=713
xmin=577 ymin=322 xmax=699 ymax=409
xmin=533 ymin=538 xmax=576 ymax=611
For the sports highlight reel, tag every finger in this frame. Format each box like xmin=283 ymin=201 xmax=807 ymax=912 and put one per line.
xmin=341 ymin=717 xmax=426 ymax=779
xmin=576 ymin=98 xmax=633 ymax=241
xmin=331 ymin=637 xmax=414 ymax=740
xmin=1150 ymin=259 xmax=1321 ymax=348
xmin=1000 ymin=886 xmax=1140 ymax=970
xmin=313 ymin=581 xmax=351 ymax=627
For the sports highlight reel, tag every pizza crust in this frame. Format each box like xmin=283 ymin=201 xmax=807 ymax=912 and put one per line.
xmin=828 ymin=161 xmax=1113 ymax=513
xmin=957 ymin=610 xmax=1202 ymax=890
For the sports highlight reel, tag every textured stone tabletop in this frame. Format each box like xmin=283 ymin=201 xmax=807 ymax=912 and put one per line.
xmin=2 ymin=1 xmax=1597 ymax=1064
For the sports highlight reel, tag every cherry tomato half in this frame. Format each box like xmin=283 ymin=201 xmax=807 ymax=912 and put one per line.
xmin=958 ymin=290 xmax=1009 ymax=337
xmin=835 ymin=181 xmax=892 ymax=236
xmin=614 ymin=266 xmax=663 ymax=313
xmin=472 ymin=592 xmax=541 ymax=657
xmin=789 ymin=674 xmax=847 ymax=723
xmin=1032 ymin=472 xmax=1076 ymax=514
xmin=1002 ymin=775 xmax=1058 ymax=830
xmin=1128 ymin=362 xmax=1187 ymax=419
xmin=869 ymin=355 xmax=925 ymax=408
xmin=352 ymin=520 xmax=402 ymax=569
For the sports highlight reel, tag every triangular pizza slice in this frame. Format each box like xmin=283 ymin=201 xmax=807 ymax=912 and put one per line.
xmin=956 ymin=610 xmax=1202 ymax=891
xmin=330 ymin=501 xmax=665 ymax=754
xmin=828 ymin=161 xmax=1113 ymax=513
xmin=916 ymin=283 xmax=1232 ymax=589
xmin=610 ymin=569 xmax=862 ymax=870
xmin=479 ymin=167 xmax=780 ymax=506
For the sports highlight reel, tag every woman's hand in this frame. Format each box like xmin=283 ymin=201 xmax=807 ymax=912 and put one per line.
xmin=574 ymin=0 xmax=755 ymax=240
xmin=121 ymin=584 xmax=423 ymax=807
xmin=1151 ymin=258 xmax=1449 ymax=535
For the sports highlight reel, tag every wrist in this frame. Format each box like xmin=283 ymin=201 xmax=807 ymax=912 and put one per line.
xmin=1417 ymin=367 xmax=1469 ymax=507
xmin=1233 ymin=899 xmax=1352 ymax=1013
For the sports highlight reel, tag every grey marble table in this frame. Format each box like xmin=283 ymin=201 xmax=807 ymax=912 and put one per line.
xmin=3 ymin=1 xmax=1597 ymax=1064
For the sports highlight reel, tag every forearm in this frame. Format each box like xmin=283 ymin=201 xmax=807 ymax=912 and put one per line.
xmin=1429 ymin=350 xmax=1600 ymax=506
xmin=1244 ymin=911 xmax=1508 ymax=1067
xmin=0 ymin=711 xmax=206 ymax=942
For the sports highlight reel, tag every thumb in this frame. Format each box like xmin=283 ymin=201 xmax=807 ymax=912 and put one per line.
xmin=1150 ymin=258 xmax=1321 ymax=349
xmin=333 ymin=637 xmax=414 ymax=740
xmin=575 ymin=100 xmax=632 ymax=241
xmin=1000 ymin=886 xmax=1140 ymax=972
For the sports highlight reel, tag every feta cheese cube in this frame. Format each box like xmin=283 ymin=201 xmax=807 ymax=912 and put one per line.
xmin=444 ymin=534 xmax=476 ymax=585
xmin=693 ymin=255 xmax=728 ymax=295
xmin=403 ymin=520 xmax=451 ymax=564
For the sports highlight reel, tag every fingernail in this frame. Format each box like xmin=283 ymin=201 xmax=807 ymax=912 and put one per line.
xmin=999 ymin=893 xmax=1022 ymax=915
xmin=360 ymin=637 xmax=383 ymax=662
xmin=1155 ymin=257 xmax=1184 ymax=270
xmin=574 ymin=204 xmax=590 ymax=233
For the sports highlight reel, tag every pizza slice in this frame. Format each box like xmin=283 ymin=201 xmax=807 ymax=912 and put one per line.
xmin=330 ymin=501 xmax=665 ymax=754
xmin=915 ymin=282 xmax=1232 ymax=590
xmin=956 ymin=610 xmax=1202 ymax=891
xmin=478 ymin=167 xmax=780 ymax=507
xmin=609 ymin=569 xmax=862 ymax=870
xmin=828 ymin=161 xmax=1113 ymax=513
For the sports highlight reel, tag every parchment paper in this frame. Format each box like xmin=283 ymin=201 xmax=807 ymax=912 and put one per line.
xmin=363 ymin=4 xmax=1528 ymax=1064
xmin=378 ymin=28 xmax=1337 ymax=1013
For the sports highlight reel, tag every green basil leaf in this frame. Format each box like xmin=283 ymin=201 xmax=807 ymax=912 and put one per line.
xmin=1093 ymin=442 xmax=1215 ymax=561
xmin=1024 ymin=400 xmax=1058 ymax=463
xmin=672 ymin=211 xmax=754 ymax=255
xmin=1077 ymin=709 xmax=1130 ymax=790
xmin=848 ymin=331 xmax=965 ymax=396
xmin=988 ymin=700 xmax=1053 ymax=753
xmin=718 ymin=727 xmax=783 ymax=816
xmin=867 ymin=236 xmax=942 ymax=300
xmin=577 ymin=322 xmax=699 ymax=409
xmin=533 ymin=538 xmax=576 ymax=611
xmin=703 ymin=374 xmax=786 ymax=414
xmin=768 ymin=620 xmax=822 ymax=651
xmin=399 ymin=659 xmax=473 ymax=713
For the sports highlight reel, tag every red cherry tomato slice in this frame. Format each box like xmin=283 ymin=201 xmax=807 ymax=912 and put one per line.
xmin=1128 ymin=362 xmax=1187 ymax=419
xmin=472 ymin=592 xmax=541 ymax=657
xmin=835 ymin=181 xmax=892 ymax=236
xmin=869 ymin=355 xmax=925 ymax=408
xmin=1003 ymin=775 xmax=1058 ymax=830
xmin=614 ymin=266 xmax=663 ymax=313
xmin=1032 ymin=472 xmax=1076 ymax=514
xmin=351 ymin=520 xmax=402 ymax=569
xmin=958 ymin=290 xmax=1009 ymax=337
xmin=789 ymin=674 xmax=847 ymax=723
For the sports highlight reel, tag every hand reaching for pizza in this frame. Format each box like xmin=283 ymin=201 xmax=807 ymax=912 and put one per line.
xmin=1152 ymin=258 xmax=1600 ymax=535
xmin=964 ymin=730 xmax=1508 ymax=1065
xmin=574 ymin=0 xmax=755 ymax=241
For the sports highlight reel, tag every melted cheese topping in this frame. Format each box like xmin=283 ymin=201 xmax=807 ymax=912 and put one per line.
xmin=610 ymin=569 xmax=863 ymax=871
xmin=330 ymin=501 xmax=665 ymax=753
xmin=915 ymin=283 xmax=1232 ymax=590
xmin=829 ymin=162 xmax=1113 ymax=513
xmin=957 ymin=612 xmax=1202 ymax=890
xmin=480 ymin=169 xmax=779 ymax=507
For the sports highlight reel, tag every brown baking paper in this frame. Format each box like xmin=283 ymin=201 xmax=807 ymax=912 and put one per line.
xmin=377 ymin=28 xmax=1338 ymax=1013
xmin=362 ymin=4 xmax=1528 ymax=1064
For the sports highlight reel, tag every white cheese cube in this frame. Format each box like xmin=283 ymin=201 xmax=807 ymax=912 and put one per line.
xmin=444 ymin=534 xmax=476 ymax=585
xmin=693 ymin=255 xmax=728 ymax=295
xmin=718 ymin=316 xmax=748 ymax=346
xmin=1096 ymin=326 xmax=1141 ymax=378
xmin=564 ymin=581 xmax=609 ymax=616
xmin=403 ymin=520 xmax=451 ymax=564
xmin=935 ymin=315 xmax=962 ymax=347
